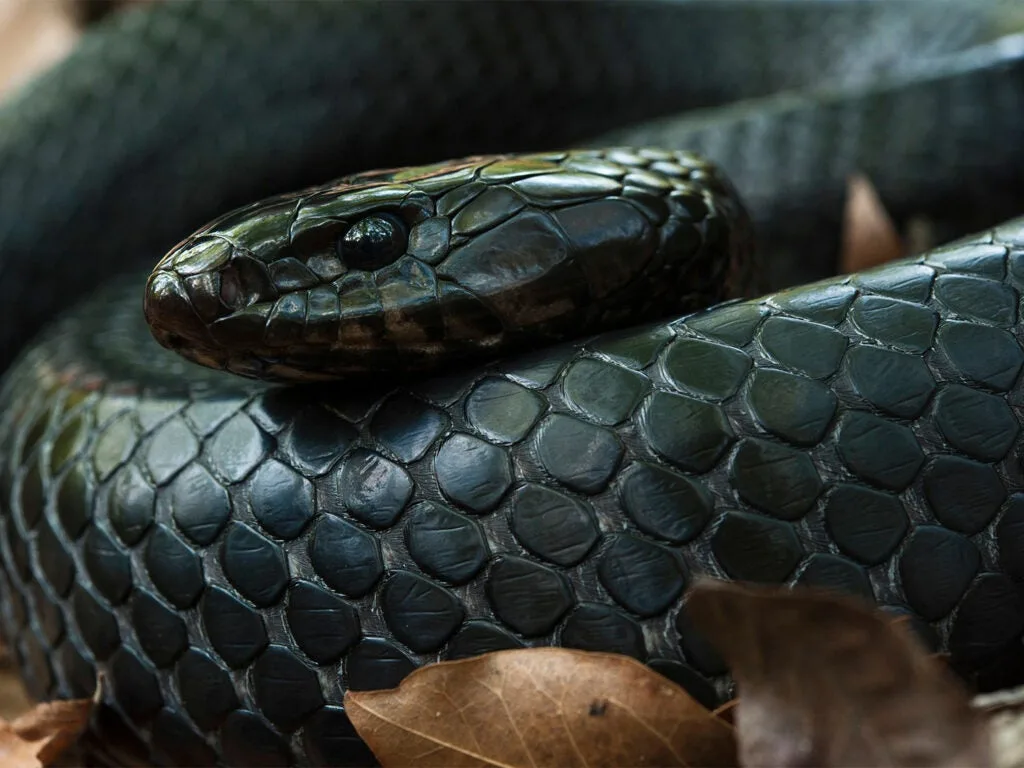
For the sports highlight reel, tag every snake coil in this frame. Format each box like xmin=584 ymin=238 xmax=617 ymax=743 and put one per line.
xmin=0 ymin=2 xmax=1024 ymax=766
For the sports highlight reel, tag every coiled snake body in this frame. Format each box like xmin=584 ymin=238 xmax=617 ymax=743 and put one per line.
xmin=2 ymin=1 xmax=1024 ymax=765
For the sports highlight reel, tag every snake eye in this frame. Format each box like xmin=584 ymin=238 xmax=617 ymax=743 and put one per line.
xmin=339 ymin=213 xmax=408 ymax=270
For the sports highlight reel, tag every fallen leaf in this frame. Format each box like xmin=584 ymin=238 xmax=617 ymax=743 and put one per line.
xmin=0 ymin=694 xmax=93 ymax=768
xmin=840 ymin=174 xmax=907 ymax=272
xmin=686 ymin=579 xmax=990 ymax=768
xmin=345 ymin=647 xmax=736 ymax=768
xmin=14 ymin=699 xmax=93 ymax=766
xmin=976 ymin=687 xmax=1024 ymax=768
xmin=975 ymin=686 xmax=1024 ymax=768
xmin=713 ymin=699 xmax=738 ymax=726
xmin=0 ymin=721 xmax=50 ymax=768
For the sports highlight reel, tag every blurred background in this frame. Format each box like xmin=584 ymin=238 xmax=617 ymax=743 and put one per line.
xmin=0 ymin=0 xmax=127 ymax=97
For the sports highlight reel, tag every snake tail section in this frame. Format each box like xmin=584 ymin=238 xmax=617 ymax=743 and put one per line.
xmin=0 ymin=218 xmax=1023 ymax=764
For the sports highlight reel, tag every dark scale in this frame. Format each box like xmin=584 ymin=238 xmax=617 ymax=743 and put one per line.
xmin=848 ymin=295 xmax=938 ymax=353
xmin=936 ymin=322 xmax=1024 ymax=391
xmin=252 ymin=646 xmax=325 ymax=732
xmin=220 ymin=711 xmax=293 ymax=768
xmin=220 ymin=523 xmax=289 ymax=607
xmin=286 ymin=581 xmax=361 ymax=664
xmin=933 ymin=274 xmax=1017 ymax=326
xmin=758 ymin=316 xmax=847 ymax=379
xmin=997 ymin=496 xmax=1024 ymax=582
xmin=131 ymin=592 xmax=188 ymax=668
xmin=302 ymin=707 xmax=378 ymax=768
xmin=249 ymin=459 xmax=316 ymax=539
xmin=660 ymin=337 xmax=752 ymax=401
xmin=823 ymin=485 xmax=908 ymax=566
xmin=710 ymin=511 xmax=805 ymax=582
xmin=175 ymin=649 xmax=241 ymax=732
xmin=618 ymin=461 xmax=714 ymax=544
xmin=843 ymin=344 xmax=935 ymax=418
xmin=35 ymin=519 xmax=75 ymax=598
xmin=638 ymin=391 xmax=734 ymax=473
xmin=510 ymin=484 xmax=599 ymax=567
xmin=336 ymin=451 xmax=412 ymax=529
xmin=168 ymin=464 xmax=231 ymax=545
xmin=151 ymin=709 xmax=219 ymax=767
xmin=443 ymin=621 xmax=523 ymax=660
xmin=404 ymin=502 xmax=489 ymax=584
xmin=81 ymin=527 xmax=132 ymax=604
xmin=730 ymin=439 xmax=823 ymax=520
xmin=835 ymin=411 xmax=924 ymax=491
xmin=899 ymin=527 xmax=981 ymax=622
xmin=31 ymin=584 xmax=64 ymax=648
xmin=950 ymin=575 xmax=1024 ymax=670
xmin=144 ymin=525 xmax=204 ymax=609
xmin=72 ymin=586 xmax=120 ymax=661
xmin=562 ymin=357 xmax=648 ymax=426
xmin=380 ymin=572 xmax=466 ymax=653
xmin=560 ymin=603 xmax=647 ymax=659
xmin=745 ymin=368 xmax=836 ymax=445
xmin=769 ymin=283 xmax=857 ymax=326
xmin=434 ymin=433 xmax=513 ymax=512
xmin=933 ymin=385 xmax=1018 ymax=462
xmin=794 ymin=554 xmax=873 ymax=602
xmin=486 ymin=556 xmax=575 ymax=636
xmin=201 ymin=587 xmax=268 ymax=669
xmin=533 ymin=414 xmax=624 ymax=494
xmin=923 ymin=457 xmax=1005 ymax=536
xmin=597 ymin=535 xmax=688 ymax=617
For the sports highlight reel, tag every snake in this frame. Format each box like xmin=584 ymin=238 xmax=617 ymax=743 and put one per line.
xmin=1 ymin=0 xmax=1024 ymax=765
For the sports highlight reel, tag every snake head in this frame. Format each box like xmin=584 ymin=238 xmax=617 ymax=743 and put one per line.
xmin=145 ymin=149 xmax=752 ymax=382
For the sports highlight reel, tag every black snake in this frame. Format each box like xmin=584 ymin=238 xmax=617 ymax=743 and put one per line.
xmin=1 ymin=1 xmax=1024 ymax=765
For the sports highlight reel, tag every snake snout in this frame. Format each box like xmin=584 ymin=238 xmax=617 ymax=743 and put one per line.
xmin=144 ymin=269 xmax=218 ymax=358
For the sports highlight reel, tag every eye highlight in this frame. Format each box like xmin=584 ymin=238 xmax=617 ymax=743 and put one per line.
xmin=339 ymin=213 xmax=408 ymax=270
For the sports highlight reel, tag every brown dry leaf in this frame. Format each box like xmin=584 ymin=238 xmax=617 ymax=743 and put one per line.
xmin=345 ymin=647 xmax=736 ymax=768
xmin=840 ymin=173 xmax=907 ymax=272
xmin=0 ymin=695 xmax=93 ymax=768
xmin=712 ymin=699 xmax=738 ymax=726
xmin=976 ymin=687 xmax=1024 ymax=768
xmin=686 ymin=579 xmax=990 ymax=768
xmin=976 ymin=686 xmax=1024 ymax=768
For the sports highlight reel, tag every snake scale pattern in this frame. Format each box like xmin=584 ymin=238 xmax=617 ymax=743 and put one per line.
xmin=2 ymin=1 xmax=1024 ymax=766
